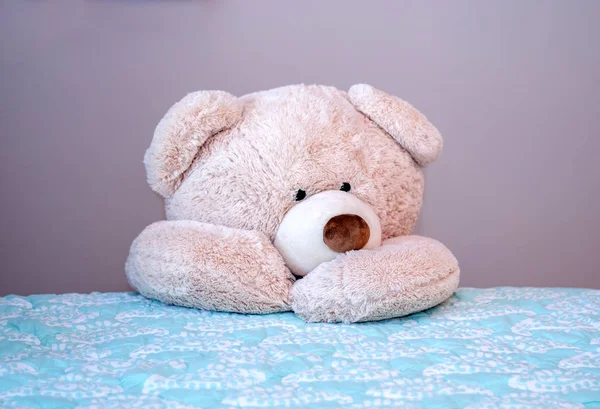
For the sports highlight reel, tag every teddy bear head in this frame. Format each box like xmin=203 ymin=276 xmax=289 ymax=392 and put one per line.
xmin=144 ymin=84 xmax=442 ymax=275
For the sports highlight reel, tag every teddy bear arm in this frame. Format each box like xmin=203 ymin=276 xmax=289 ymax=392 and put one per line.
xmin=125 ymin=220 xmax=294 ymax=313
xmin=292 ymin=235 xmax=459 ymax=323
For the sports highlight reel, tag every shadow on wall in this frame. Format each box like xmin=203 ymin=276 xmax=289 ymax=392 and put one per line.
xmin=85 ymin=0 xmax=200 ymax=2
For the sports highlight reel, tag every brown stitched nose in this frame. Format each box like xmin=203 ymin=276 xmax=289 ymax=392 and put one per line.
xmin=323 ymin=214 xmax=370 ymax=253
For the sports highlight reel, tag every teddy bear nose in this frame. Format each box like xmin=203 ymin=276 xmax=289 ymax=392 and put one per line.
xmin=323 ymin=214 xmax=371 ymax=253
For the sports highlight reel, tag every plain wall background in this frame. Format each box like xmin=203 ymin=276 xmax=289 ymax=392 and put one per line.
xmin=1 ymin=0 xmax=599 ymax=296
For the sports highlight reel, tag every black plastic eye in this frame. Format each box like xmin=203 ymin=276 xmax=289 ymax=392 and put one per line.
xmin=340 ymin=182 xmax=351 ymax=192
xmin=295 ymin=189 xmax=306 ymax=201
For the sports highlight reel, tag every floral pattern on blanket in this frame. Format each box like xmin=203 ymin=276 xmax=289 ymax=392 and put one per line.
xmin=0 ymin=288 xmax=599 ymax=408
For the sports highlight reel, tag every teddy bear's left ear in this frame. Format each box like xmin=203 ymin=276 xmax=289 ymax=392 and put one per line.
xmin=144 ymin=90 xmax=243 ymax=197
xmin=348 ymin=84 xmax=442 ymax=167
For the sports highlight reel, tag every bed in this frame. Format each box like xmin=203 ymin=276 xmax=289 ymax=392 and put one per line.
xmin=0 ymin=288 xmax=598 ymax=409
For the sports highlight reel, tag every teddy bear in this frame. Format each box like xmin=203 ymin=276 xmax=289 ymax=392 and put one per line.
xmin=125 ymin=84 xmax=459 ymax=323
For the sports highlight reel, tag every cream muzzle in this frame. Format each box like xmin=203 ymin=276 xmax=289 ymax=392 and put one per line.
xmin=274 ymin=190 xmax=382 ymax=276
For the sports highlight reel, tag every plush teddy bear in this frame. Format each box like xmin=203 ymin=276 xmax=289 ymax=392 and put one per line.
xmin=125 ymin=84 xmax=459 ymax=323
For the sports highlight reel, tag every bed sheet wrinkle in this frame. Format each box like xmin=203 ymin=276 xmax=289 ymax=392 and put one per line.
xmin=0 ymin=288 xmax=599 ymax=408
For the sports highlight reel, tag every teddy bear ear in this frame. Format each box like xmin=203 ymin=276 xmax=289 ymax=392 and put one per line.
xmin=348 ymin=84 xmax=442 ymax=167
xmin=144 ymin=90 xmax=243 ymax=197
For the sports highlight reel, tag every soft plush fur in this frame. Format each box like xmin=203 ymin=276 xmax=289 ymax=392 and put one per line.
xmin=126 ymin=84 xmax=459 ymax=323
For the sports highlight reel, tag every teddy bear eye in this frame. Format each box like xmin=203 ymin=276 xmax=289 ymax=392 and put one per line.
xmin=295 ymin=189 xmax=307 ymax=201
xmin=340 ymin=182 xmax=351 ymax=192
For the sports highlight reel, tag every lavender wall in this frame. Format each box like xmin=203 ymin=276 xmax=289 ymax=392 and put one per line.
xmin=1 ymin=1 xmax=599 ymax=295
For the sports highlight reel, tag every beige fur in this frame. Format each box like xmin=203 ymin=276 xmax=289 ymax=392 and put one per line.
xmin=292 ymin=236 xmax=459 ymax=323
xmin=348 ymin=84 xmax=443 ymax=167
xmin=126 ymin=84 xmax=459 ymax=323
xmin=144 ymin=90 xmax=243 ymax=198
xmin=126 ymin=220 xmax=294 ymax=313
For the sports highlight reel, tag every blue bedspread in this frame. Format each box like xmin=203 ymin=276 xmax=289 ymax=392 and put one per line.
xmin=1 ymin=288 xmax=599 ymax=409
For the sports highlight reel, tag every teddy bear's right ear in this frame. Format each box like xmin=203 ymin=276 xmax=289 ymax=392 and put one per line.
xmin=144 ymin=91 xmax=243 ymax=197
xmin=348 ymin=84 xmax=442 ymax=167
